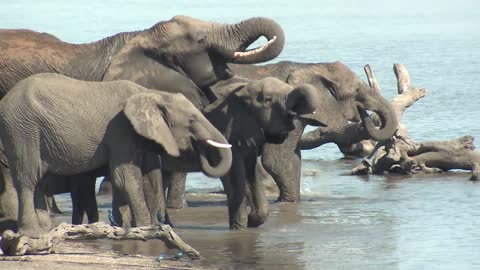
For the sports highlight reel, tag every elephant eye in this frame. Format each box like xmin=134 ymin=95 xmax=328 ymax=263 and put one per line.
xmin=327 ymin=86 xmax=337 ymax=98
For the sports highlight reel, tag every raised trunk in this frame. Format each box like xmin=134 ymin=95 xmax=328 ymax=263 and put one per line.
xmin=214 ymin=17 xmax=285 ymax=64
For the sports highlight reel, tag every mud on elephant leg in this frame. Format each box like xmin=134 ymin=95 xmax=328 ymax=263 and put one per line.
xmin=165 ymin=171 xmax=188 ymax=209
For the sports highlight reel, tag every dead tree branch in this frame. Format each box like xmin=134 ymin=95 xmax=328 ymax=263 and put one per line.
xmin=0 ymin=222 xmax=200 ymax=259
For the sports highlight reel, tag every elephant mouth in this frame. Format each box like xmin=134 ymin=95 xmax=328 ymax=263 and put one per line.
xmin=264 ymin=131 xmax=289 ymax=144
xmin=357 ymin=107 xmax=382 ymax=127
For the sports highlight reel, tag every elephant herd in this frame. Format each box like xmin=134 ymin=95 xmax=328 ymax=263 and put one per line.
xmin=0 ymin=15 xmax=398 ymax=237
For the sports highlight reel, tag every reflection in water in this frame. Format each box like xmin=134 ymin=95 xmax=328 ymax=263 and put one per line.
xmin=53 ymin=159 xmax=480 ymax=269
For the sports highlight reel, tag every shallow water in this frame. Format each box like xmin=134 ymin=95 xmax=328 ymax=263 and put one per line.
xmin=2 ymin=0 xmax=480 ymax=269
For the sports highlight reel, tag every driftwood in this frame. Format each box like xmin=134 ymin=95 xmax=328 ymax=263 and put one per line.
xmin=0 ymin=222 xmax=200 ymax=259
xmin=351 ymin=64 xmax=480 ymax=180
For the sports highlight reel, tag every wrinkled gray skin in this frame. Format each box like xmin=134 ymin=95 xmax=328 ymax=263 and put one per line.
xmin=0 ymin=15 xmax=284 ymax=228
xmin=0 ymin=16 xmax=285 ymax=107
xmin=1 ymin=140 xmax=108 ymax=228
xmin=166 ymin=61 xmax=398 ymax=206
xmin=0 ymin=74 xmax=232 ymax=237
xmin=231 ymin=61 xmax=398 ymax=202
xmin=162 ymin=77 xmax=322 ymax=229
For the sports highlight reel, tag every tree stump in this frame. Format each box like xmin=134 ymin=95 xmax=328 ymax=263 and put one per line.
xmin=351 ymin=64 xmax=480 ymax=180
xmin=0 ymin=222 xmax=200 ymax=259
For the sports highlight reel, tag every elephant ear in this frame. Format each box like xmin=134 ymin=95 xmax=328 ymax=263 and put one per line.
xmin=124 ymin=93 xmax=180 ymax=157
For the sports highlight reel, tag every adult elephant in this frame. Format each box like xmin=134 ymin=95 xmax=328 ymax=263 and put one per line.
xmin=0 ymin=15 xmax=284 ymax=226
xmin=0 ymin=16 xmax=285 ymax=106
xmin=0 ymin=74 xmax=233 ymax=236
xmin=165 ymin=61 xmax=398 ymax=206
xmin=231 ymin=61 xmax=398 ymax=202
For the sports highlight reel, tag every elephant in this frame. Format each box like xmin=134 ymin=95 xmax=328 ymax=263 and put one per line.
xmin=158 ymin=77 xmax=323 ymax=230
xmin=230 ymin=61 xmax=398 ymax=202
xmin=0 ymin=15 xmax=284 ymax=227
xmin=165 ymin=61 xmax=398 ymax=207
xmin=0 ymin=152 xmax=100 ymax=226
xmin=0 ymin=73 xmax=233 ymax=236
xmin=0 ymin=16 xmax=285 ymax=108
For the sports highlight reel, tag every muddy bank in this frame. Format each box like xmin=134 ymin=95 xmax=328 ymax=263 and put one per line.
xmin=0 ymin=193 xmax=230 ymax=270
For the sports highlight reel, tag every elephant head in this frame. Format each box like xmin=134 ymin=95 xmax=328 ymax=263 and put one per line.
xmin=103 ymin=16 xmax=285 ymax=106
xmin=124 ymin=92 xmax=233 ymax=177
xmin=287 ymin=62 xmax=398 ymax=141
xmin=208 ymin=77 xmax=324 ymax=145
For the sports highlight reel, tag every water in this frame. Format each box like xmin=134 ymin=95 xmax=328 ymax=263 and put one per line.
xmin=2 ymin=0 xmax=480 ymax=269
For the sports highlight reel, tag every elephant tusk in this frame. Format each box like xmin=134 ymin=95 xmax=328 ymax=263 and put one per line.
xmin=233 ymin=36 xmax=277 ymax=59
xmin=206 ymin=139 xmax=232 ymax=148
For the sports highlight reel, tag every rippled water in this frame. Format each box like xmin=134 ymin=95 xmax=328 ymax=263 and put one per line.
xmin=2 ymin=0 xmax=480 ymax=269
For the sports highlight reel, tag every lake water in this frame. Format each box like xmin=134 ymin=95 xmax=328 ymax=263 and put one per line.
xmin=2 ymin=0 xmax=480 ymax=269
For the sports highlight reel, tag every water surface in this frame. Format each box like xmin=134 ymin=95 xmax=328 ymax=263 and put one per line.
xmin=2 ymin=1 xmax=480 ymax=269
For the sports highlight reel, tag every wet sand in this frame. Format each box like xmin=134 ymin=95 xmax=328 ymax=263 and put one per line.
xmin=0 ymin=194 xmax=229 ymax=270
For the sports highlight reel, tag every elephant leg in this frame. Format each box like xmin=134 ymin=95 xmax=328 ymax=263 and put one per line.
xmin=46 ymin=194 xmax=63 ymax=215
xmin=70 ymin=174 xmax=98 ymax=224
xmin=141 ymin=153 xmax=167 ymax=225
xmin=221 ymin=157 xmax=248 ymax=230
xmin=33 ymin=181 xmax=53 ymax=232
xmin=70 ymin=182 xmax=84 ymax=224
xmin=0 ymin=164 xmax=17 ymax=220
xmin=83 ymin=176 xmax=99 ymax=223
xmin=165 ymin=171 xmax=188 ymax=209
xmin=110 ymin=157 xmax=150 ymax=227
xmin=9 ymin=155 xmax=48 ymax=237
xmin=261 ymin=122 xmax=304 ymax=203
xmin=111 ymin=185 xmax=129 ymax=227
xmin=245 ymin=153 xmax=269 ymax=228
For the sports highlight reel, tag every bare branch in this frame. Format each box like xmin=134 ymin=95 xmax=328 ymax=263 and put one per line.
xmin=364 ymin=64 xmax=381 ymax=93
xmin=0 ymin=222 xmax=200 ymax=259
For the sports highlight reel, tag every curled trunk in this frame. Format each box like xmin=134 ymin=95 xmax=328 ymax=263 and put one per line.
xmin=214 ymin=17 xmax=285 ymax=64
xmin=193 ymin=122 xmax=232 ymax=178
xmin=361 ymin=65 xmax=399 ymax=141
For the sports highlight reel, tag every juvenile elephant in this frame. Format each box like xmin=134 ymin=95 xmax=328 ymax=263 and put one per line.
xmin=0 ymin=73 xmax=232 ymax=236
xmin=160 ymin=77 xmax=323 ymax=229
xmin=165 ymin=61 xmax=398 ymax=207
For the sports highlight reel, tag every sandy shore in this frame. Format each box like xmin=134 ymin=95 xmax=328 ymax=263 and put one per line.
xmin=0 ymin=193 xmax=232 ymax=270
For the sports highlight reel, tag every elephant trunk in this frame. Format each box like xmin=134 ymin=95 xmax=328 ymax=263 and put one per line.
xmin=213 ymin=17 xmax=285 ymax=64
xmin=285 ymin=84 xmax=326 ymax=127
xmin=359 ymin=94 xmax=398 ymax=141
xmin=193 ymin=121 xmax=233 ymax=178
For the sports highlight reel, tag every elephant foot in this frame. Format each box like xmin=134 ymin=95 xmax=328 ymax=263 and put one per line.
xmin=247 ymin=212 xmax=267 ymax=228
xmin=229 ymin=218 xmax=248 ymax=230
xmin=275 ymin=195 xmax=300 ymax=203
xmin=166 ymin=198 xmax=188 ymax=209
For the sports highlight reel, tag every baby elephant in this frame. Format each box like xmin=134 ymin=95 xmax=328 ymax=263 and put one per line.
xmin=0 ymin=73 xmax=232 ymax=236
